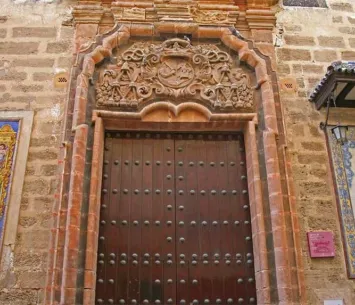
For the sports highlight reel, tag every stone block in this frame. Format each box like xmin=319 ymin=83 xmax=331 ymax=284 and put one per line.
xmin=17 ymin=271 xmax=46 ymax=288
xmin=23 ymin=179 xmax=50 ymax=195
xmin=313 ymin=50 xmax=338 ymax=62
xmin=341 ymin=51 xmax=355 ymax=60
xmin=31 ymin=136 xmax=58 ymax=147
xmin=0 ymin=42 xmax=39 ymax=54
xmin=46 ymin=41 xmax=71 ymax=53
xmin=297 ymin=153 xmax=327 ymax=164
xmin=338 ymin=26 xmax=355 ymax=35
xmin=0 ymin=94 xmax=35 ymax=105
xmin=0 ymin=28 xmax=6 ymax=38
xmin=14 ymin=251 xmax=47 ymax=269
xmin=301 ymin=141 xmax=324 ymax=151
xmin=57 ymin=56 xmax=73 ymax=68
xmin=33 ymin=72 xmax=52 ymax=81
xmin=348 ymin=16 xmax=355 ymax=24
xmin=33 ymin=196 xmax=52 ymax=212
xmin=277 ymin=64 xmax=291 ymax=75
xmin=309 ymin=167 xmax=327 ymax=178
xmin=13 ymin=58 xmax=55 ymax=67
xmin=308 ymin=124 xmax=321 ymax=138
xmin=332 ymin=16 xmax=343 ymax=23
xmin=284 ymin=24 xmax=302 ymax=32
xmin=40 ymin=164 xmax=58 ymax=176
xmin=307 ymin=216 xmax=337 ymax=230
xmin=12 ymin=27 xmax=57 ymax=38
xmin=284 ymin=35 xmax=315 ymax=46
xmin=330 ymin=2 xmax=353 ymax=11
xmin=301 ymin=64 xmax=324 ymax=74
xmin=318 ymin=36 xmax=345 ymax=48
xmin=0 ymin=70 xmax=27 ymax=81
xmin=299 ymin=181 xmax=330 ymax=197
xmin=292 ymin=64 xmax=302 ymax=73
xmin=12 ymin=84 xmax=44 ymax=92
xmin=16 ymin=230 xmax=50 ymax=249
xmin=276 ymin=48 xmax=311 ymax=61
xmin=27 ymin=149 xmax=58 ymax=161
xmin=349 ymin=38 xmax=355 ymax=48
xmin=0 ymin=289 xmax=37 ymax=304
xmin=19 ymin=216 xmax=38 ymax=228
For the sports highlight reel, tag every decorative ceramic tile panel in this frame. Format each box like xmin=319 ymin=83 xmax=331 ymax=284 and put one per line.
xmin=327 ymin=126 xmax=355 ymax=278
xmin=0 ymin=121 xmax=19 ymax=247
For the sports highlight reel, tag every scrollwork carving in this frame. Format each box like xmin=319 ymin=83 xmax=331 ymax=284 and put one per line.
xmin=96 ymin=38 xmax=254 ymax=111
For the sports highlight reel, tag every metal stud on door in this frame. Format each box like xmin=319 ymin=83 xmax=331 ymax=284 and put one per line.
xmin=96 ymin=132 xmax=256 ymax=305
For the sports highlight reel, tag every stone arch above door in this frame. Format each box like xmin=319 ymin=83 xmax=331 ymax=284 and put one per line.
xmin=95 ymin=37 xmax=255 ymax=112
xmin=72 ymin=24 xmax=275 ymax=131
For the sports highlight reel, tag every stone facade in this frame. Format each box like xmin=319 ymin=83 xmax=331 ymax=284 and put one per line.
xmin=0 ymin=0 xmax=354 ymax=304
xmin=0 ymin=1 xmax=73 ymax=304
xmin=276 ymin=0 xmax=355 ymax=304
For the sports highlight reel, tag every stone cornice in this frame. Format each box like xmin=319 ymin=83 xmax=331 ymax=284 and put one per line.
xmin=72 ymin=5 xmax=105 ymax=24
xmin=72 ymin=1 xmax=276 ymax=29
xmin=246 ymin=9 xmax=276 ymax=30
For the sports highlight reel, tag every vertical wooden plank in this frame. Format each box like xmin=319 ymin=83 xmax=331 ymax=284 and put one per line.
xmin=129 ymin=133 xmax=143 ymax=303
xmin=105 ymin=135 xmax=122 ymax=304
xmin=162 ymin=135 xmax=176 ymax=304
xmin=141 ymin=133 xmax=154 ymax=304
xmin=201 ymin=134 xmax=215 ymax=303
xmin=227 ymin=135 xmax=242 ymax=303
xmin=212 ymin=135 xmax=228 ymax=304
xmin=95 ymin=134 xmax=113 ymax=304
xmin=151 ymin=133 xmax=164 ymax=304
xmin=240 ymin=135 xmax=256 ymax=303
xmin=175 ymin=135 xmax=189 ymax=305
xmin=116 ymin=133 xmax=132 ymax=303
xmin=187 ymin=136 xmax=201 ymax=304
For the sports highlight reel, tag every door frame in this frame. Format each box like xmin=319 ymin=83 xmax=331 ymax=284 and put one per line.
xmin=85 ymin=107 xmax=268 ymax=304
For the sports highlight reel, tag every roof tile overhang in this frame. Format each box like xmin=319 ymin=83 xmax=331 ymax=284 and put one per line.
xmin=309 ymin=61 xmax=355 ymax=110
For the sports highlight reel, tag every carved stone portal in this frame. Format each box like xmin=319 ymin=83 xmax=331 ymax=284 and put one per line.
xmin=96 ymin=38 xmax=254 ymax=111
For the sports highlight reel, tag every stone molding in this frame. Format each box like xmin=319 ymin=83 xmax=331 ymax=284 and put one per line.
xmin=72 ymin=1 xmax=276 ymax=30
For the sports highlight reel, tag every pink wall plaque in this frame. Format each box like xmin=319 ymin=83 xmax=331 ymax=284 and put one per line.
xmin=307 ymin=231 xmax=335 ymax=258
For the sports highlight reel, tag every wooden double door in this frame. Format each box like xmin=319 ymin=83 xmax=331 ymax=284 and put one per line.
xmin=96 ymin=132 xmax=256 ymax=305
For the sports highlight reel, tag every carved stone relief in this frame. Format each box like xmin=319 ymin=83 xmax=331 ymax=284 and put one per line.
xmin=96 ymin=38 xmax=254 ymax=111
xmin=189 ymin=7 xmax=229 ymax=24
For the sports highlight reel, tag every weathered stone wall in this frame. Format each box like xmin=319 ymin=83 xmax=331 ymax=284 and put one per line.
xmin=0 ymin=1 xmax=73 ymax=304
xmin=276 ymin=1 xmax=355 ymax=304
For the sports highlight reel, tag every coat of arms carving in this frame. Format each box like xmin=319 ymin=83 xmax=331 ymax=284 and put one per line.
xmin=96 ymin=38 xmax=254 ymax=111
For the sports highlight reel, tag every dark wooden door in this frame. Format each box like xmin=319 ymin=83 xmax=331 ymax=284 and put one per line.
xmin=96 ymin=132 xmax=256 ymax=305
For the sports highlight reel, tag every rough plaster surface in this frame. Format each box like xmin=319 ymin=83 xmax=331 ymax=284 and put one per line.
xmin=0 ymin=1 xmax=73 ymax=304
xmin=276 ymin=0 xmax=355 ymax=304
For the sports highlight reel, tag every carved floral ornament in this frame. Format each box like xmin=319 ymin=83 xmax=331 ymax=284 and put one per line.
xmin=96 ymin=38 xmax=254 ymax=112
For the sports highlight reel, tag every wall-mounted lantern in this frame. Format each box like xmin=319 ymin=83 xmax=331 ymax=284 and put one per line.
xmin=309 ymin=61 xmax=355 ymax=145
xmin=331 ymin=125 xmax=348 ymax=145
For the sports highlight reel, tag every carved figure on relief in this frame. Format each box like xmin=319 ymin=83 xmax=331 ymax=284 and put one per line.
xmin=96 ymin=38 xmax=254 ymax=111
